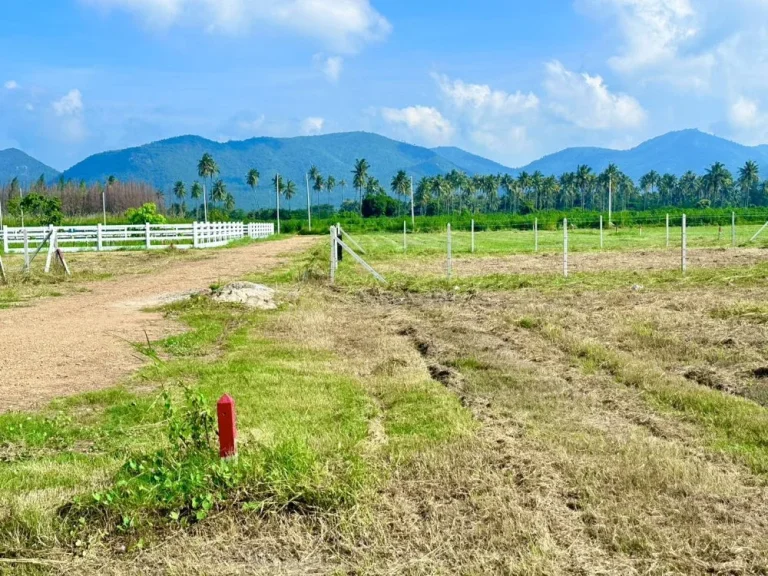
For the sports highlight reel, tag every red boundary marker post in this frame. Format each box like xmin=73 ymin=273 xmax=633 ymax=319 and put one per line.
xmin=217 ymin=394 xmax=237 ymax=459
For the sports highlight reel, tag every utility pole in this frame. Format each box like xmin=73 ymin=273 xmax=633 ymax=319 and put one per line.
xmin=306 ymin=172 xmax=312 ymax=232
xmin=203 ymin=183 xmax=208 ymax=223
xmin=276 ymin=173 xmax=281 ymax=235
xmin=608 ymin=175 xmax=612 ymax=226
xmin=410 ymin=176 xmax=415 ymax=229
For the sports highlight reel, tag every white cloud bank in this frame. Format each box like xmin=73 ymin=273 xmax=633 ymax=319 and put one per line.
xmin=81 ymin=0 xmax=391 ymax=52
xmin=544 ymin=60 xmax=646 ymax=129
xmin=52 ymin=89 xmax=87 ymax=141
xmin=313 ymin=54 xmax=343 ymax=82
xmin=381 ymin=106 xmax=454 ymax=146
xmin=300 ymin=116 xmax=325 ymax=135
xmin=4 ymin=80 xmax=19 ymax=90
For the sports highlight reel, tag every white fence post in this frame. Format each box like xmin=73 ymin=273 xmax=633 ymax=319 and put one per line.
xmin=330 ymin=225 xmax=337 ymax=283
xmin=403 ymin=221 xmax=407 ymax=253
xmin=534 ymin=218 xmax=538 ymax=253
xmin=599 ymin=215 xmax=603 ymax=250
xmin=97 ymin=223 xmax=103 ymax=252
xmin=23 ymin=229 xmax=30 ymax=273
xmin=732 ymin=212 xmax=736 ymax=247
xmin=193 ymin=222 xmax=199 ymax=248
xmin=3 ymin=226 xmax=8 ymax=254
xmin=563 ymin=218 xmax=568 ymax=278
xmin=681 ymin=214 xmax=687 ymax=274
xmin=471 ymin=219 xmax=475 ymax=253
xmin=666 ymin=214 xmax=670 ymax=249
xmin=45 ymin=229 xmax=56 ymax=273
xmin=145 ymin=222 xmax=151 ymax=249
xmin=447 ymin=223 xmax=452 ymax=279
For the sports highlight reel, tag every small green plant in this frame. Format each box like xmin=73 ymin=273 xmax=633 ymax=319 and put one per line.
xmin=125 ymin=203 xmax=167 ymax=224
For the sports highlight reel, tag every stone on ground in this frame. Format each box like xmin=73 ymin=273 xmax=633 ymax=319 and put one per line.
xmin=212 ymin=282 xmax=277 ymax=309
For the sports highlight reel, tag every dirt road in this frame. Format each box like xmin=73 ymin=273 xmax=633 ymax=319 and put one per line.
xmin=0 ymin=237 xmax=317 ymax=412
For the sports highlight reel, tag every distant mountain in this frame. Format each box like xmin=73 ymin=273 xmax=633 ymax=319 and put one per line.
xmin=432 ymin=146 xmax=514 ymax=175
xmin=62 ymin=132 xmax=492 ymax=208
xmin=0 ymin=149 xmax=60 ymax=185
xmin=517 ymin=129 xmax=768 ymax=180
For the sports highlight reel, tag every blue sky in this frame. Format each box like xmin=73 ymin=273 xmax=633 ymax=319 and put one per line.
xmin=1 ymin=0 xmax=767 ymax=171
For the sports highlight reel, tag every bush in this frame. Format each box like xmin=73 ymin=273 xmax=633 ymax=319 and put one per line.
xmin=125 ymin=203 xmax=167 ymax=224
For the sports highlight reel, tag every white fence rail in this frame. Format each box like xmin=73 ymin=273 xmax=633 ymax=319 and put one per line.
xmin=2 ymin=222 xmax=274 ymax=253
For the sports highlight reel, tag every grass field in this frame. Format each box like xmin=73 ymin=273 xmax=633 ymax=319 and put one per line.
xmin=3 ymin=228 xmax=768 ymax=574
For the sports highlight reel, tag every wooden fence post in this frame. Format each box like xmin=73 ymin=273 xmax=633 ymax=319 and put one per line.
xmin=145 ymin=222 xmax=151 ymax=249
xmin=217 ymin=395 xmax=237 ymax=459
xmin=563 ymin=218 xmax=568 ymax=278
xmin=681 ymin=214 xmax=687 ymax=274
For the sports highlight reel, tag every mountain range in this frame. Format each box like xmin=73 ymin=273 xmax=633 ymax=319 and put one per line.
xmin=3 ymin=129 xmax=768 ymax=208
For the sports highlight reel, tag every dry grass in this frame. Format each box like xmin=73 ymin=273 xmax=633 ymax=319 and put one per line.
xmin=7 ymin=236 xmax=768 ymax=574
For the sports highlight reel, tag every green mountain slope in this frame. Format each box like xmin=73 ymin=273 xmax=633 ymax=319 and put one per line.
xmin=61 ymin=132 xmax=477 ymax=208
xmin=517 ymin=129 xmax=768 ymax=180
xmin=0 ymin=148 xmax=60 ymax=185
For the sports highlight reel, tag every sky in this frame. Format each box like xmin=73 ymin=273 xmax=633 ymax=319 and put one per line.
xmin=1 ymin=0 xmax=768 ymax=171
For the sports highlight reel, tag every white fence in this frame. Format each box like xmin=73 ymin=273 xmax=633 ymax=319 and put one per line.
xmin=2 ymin=222 xmax=275 ymax=254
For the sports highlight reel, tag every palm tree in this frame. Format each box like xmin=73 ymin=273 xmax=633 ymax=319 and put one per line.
xmin=738 ymin=160 xmax=759 ymax=208
xmin=326 ymin=175 xmax=336 ymax=205
xmin=575 ymin=165 xmax=593 ymax=210
xmin=283 ymin=180 xmax=297 ymax=209
xmin=173 ymin=181 xmax=186 ymax=216
xmin=313 ymin=174 xmax=325 ymax=205
xmin=704 ymin=162 xmax=733 ymax=206
xmin=391 ymin=170 xmax=409 ymax=215
xmin=639 ymin=170 xmax=659 ymax=210
xmin=339 ymin=178 xmax=347 ymax=205
xmin=415 ymin=176 xmax=432 ymax=215
xmin=211 ymin=179 xmax=227 ymax=207
xmin=225 ymin=193 xmax=236 ymax=212
xmin=246 ymin=168 xmax=260 ymax=201
xmin=197 ymin=153 xmax=219 ymax=221
xmin=352 ymin=158 xmax=370 ymax=215
xmin=190 ymin=181 xmax=203 ymax=220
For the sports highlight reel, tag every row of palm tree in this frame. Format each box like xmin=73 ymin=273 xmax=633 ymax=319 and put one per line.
xmin=177 ymin=153 xmax=766 ymax=221
xmin=408 ymin=160 xmax=766 ymax=216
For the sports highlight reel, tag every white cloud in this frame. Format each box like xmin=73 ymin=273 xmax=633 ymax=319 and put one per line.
xmin=51 ymin=89 xmax=86 ymax=142
xmin=596 ymin=0 xmax=698 ymax=73
xmin=314 ymin=54 xmax=343 ymax=82
xmin=52 ymin=89 xmax=84 ymax=116
xmin=25 ymin=103 xmax=34 ymax=112
xmin=4 ymin=80 xmax=19 ymax=90
xmin=300 ymin=116 xmax=325 ymax=135
xmin=82 ymin=0 xmax=391 ymax=52
xmin=544 ymin=60 xmax=646 ymax=129
xmin=435 ymin=74 xmax=539 ymax=116
xmin=727 ymin=96 xmax=768 ymax=144
xmin=381 ymin=106 xmax=454 ymax=146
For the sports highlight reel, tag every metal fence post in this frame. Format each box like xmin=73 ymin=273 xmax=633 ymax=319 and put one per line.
xmin=563 ymin=218 xmax=568 ymax=278
xmin=681 ymin=214 xmax=687 ymax=274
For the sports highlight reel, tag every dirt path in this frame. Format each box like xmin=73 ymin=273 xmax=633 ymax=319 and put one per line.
xmin=0 ymin=237 xmax=317 ymax=412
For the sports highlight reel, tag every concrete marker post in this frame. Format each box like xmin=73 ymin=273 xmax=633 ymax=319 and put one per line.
xmin=217 ymin=395 xmax=237 ymax=459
